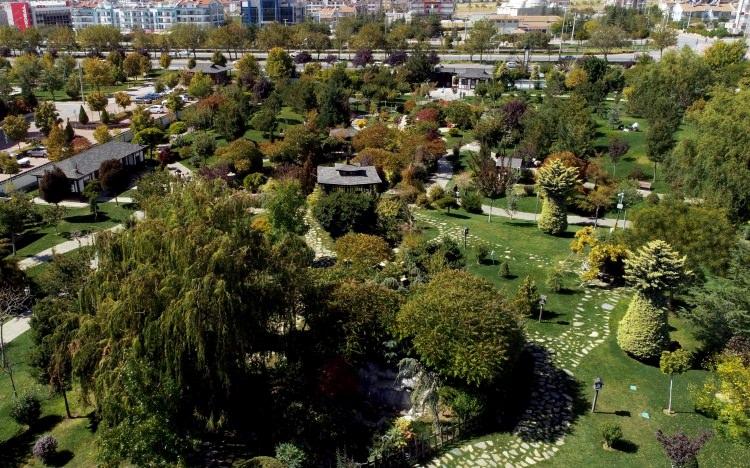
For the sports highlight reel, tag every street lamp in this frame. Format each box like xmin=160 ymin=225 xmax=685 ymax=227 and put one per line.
xmin=613 ymin=192 xmax=625 ymax=230
xmin=591 ymin=377 xmax=604 ymax=413
xmin=538 ymin=294 xmax=547 ymax=323
xmin=463 ymin=226 xmax=469 ymax=249
xmin=453 ymin=186 xmax=460 ymax=199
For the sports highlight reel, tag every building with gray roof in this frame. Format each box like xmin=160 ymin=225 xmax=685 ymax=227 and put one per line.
xmin=35 ymin=141 xmax=146 ymax=193
xmin=317 ymin=163 xmax=382 ymax=193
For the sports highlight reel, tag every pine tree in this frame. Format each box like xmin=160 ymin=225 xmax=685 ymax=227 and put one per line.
xmin=78 ymin=105 xmax=89 ymax=125
xmin=618 ymin=240 xmax=690 ymax=362
xmin=63 ymin=119 xmax=75 ymax=144
xmin=536 ymin=160 xmax=579 ymax=235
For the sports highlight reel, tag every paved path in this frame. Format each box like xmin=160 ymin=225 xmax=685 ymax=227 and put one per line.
xmin=429 ymin=156 xmax=453 ymax=190
xmin=32 ymin=196 xmax=135 ymax=207
xmin=1 ymin=316 xmax=32 ymax=344
xmin=481 ymin=203 xmax=630 ymax=229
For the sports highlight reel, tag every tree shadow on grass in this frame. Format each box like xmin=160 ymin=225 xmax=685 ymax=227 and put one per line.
xmin=47 ymin=449 xmax=75 ymax=466
xmin=539 ymin=309 xmax=564 ymax=321
xmin=612 ymin=439 xmax=639 ymax=453
xmin=65 ymin=213 xmax=111 ymax=224
xmin=444 ymin=212 xmax=469 ymax=219
xmin=0 ymin=415 xmax=63 ymax=466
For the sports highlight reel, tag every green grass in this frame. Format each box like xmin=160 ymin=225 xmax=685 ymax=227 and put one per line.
xmin=0 ymin=333 xmax=98 ymax=467
xmin=417 ymin=207 xmax=750 ymax=466
xmin=415 ymin=208 xmax=588 ymax=338
xmin=10 ymin=203 xmax=134 ymax=259
xmin=535 ymin=304 xmax=750 ymax=468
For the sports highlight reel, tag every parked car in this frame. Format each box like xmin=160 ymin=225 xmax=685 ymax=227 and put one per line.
xmin=147 ymin=105 xmax=165 ymax=114
xmin=26 ymin=146 xmax=47 ymax=157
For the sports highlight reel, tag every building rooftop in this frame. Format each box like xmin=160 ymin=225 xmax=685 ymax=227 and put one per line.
xmin=186 ymin=62 xmax=229 ymax=74
xmin=46 ymin=140 xmax=146 ymax=180
xmin=317 ymin=163 xmax=382 ymax=186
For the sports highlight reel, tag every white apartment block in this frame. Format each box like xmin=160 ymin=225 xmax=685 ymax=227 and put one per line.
xmin=71 ymin=0 xmax=225 ymax=31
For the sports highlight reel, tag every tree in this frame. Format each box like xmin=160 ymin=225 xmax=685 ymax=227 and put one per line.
xmin=34 ymin=101 xmax=59 ymax=137
xmin=122 ymin=52 xmax=143 ymax=80
xmin=463 ymin=19 xmax=498 ymax=63
xmin=0 ymin=192 xmax=35 ymax=256
xmin=266 ymin=47 xmax=294 ymax=82
xmin=618 ymin=241 xmax=689 ymax=361
xmin=82 ymin=57 xmax=115 ymax=90
xmin=318 ymin=71 xmax=350 ymax=129
xmin=170 ymin=23 xmax=206 ymax=58
xmin=77 ymin=25 xmax=122 ymax=53
xmin=160 ymin=52 xmax=172 ymax=70
xmin=133 ymin=127 xmax=164 ymax=157
xmin=588 ymin=25 xmax=628 ymax=61
xmin=608 ymin=137 xmax=629 ymax=177
xmin=215 ymin=139 xmax=262 ymax=177
xmin=536 ymin=160 xmax=579 ymax=235
xmin=192 ymin=132 xmax=216 ymax=161
xmin=63 ymin=119 xmax=75 ymax=144
xmin=83 ymin=180 xmax=102 ymax=220
xmin=396 ymin=269 xmax=524 ymax=386
xmin=660 ymin=349 xmax=691 ymax=414
xmin=580 ymin=184 xmax=615 ymax=227
xmin=313 ymin=190 xmax=375 ymax=238
xmin=93 ymin=124 xmax=112 ymax=144
xmin=236 ymin=53 xmax=261 ymax=88
xmin=352 ymin=48 xmax=373 ymax=68
xmin=623 ymin=240 xmax=690 ymax=303
xmin=335 ymin=233 xmax=392 ymax=269
xmin=39 ymin=167 xmax=70 ymax=205
xmin=11 ymin=53 xmax=40 ymax=95
xmin=78 ymin=105 xmax=89 ymax=125
xmin=250 ymin=108 xmax=278 ymax=142
xmin=262 ymin=180 xmax=307 ymax=237
xmin=2 ymin=115 xmax=29 ymax=150
xmin=625 ymin=200 xmax=736 ymax=274
xmin=655 ymin=430 xmax=712 ymax=468
xmin=98 ymin=159 xmax=128 ymax=197
xmin=646 ymin=118 xmax=675 ymax=182
xmin=686 ymin=244 xmax=750 ymax=353
xmin=86 ymin=91 xmax=108 ymax=120
xmin=39 ymin=60 xmax=63 ymax=101
xmin=211 ymin=51 xmax=227 ymax=67
xmin=114 ymin=91 xmax=131 ymax=112
xmin=666 ymin=87 xmax=750 ymax=221
xmin=444 ymin=101 xmax=475 ymax=130
xmin=512 ymin=276 xmax=540 ymax=317
xmin=187 ymin=71 xmax=213 ymax=99
xmin=44 ymin=124 xmax=71 ymax=162
xmin=650 ymin=26 xmax=677 ymax=58
xmin=0 ymin=152 xmax=19 ymax=174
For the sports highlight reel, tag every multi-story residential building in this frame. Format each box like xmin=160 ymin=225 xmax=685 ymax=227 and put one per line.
xmin=71 ymin=0 xmax=225 ymax=31
xmin=409 ymin=0 xmax=454 ymax=17
xmin=606 ymin=0 xmax=647 ymax=10
xmin=731 ymin=0 xmax=750 ymax=33
xmin=659 ymin=0 xmax=734 ymax=25
xmin=239 ymin=0 xmax=302 ymax=25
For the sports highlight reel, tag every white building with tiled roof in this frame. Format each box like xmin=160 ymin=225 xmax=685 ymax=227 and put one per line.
xmin=71 ymin=0 xmax=224 ymax=31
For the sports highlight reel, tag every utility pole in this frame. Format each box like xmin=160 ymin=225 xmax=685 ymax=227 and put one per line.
xmin=558 ymin=6 xmax=567 ymax=61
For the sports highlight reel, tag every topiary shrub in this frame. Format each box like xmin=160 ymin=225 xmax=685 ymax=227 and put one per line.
xmin=78 ymin=105 xmax=89 ymax=124
xmin=33 ymin=434 xmax=58 ymax=463
xmin=475 ymin=244 xmax=490 ymax=264
xmin=601 ymin=423 xmax=623 ymax=449
xmin=461 ymin=189 xmax=483 ymax=214
xmin=617 ymin=292 xmax=669 ymax=362
xmin=10 ymin=393 xmax=41 ymax=426
xmin=499 ymin=261 xmax=511 ymax=278
xmin=537 ymin=195 xmax=568 ymax=235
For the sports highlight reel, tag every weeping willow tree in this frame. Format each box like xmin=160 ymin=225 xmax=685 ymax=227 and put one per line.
xmin=536 ymin=159 xmax=580 ymax=235
xmin=68 ymin=180 xmax=315 ymax=465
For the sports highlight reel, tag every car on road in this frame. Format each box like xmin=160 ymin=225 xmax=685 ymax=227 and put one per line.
xmin=135 ymin=93 xmax=161 ymax=104
xmin=147 ymin=105 xmax=166 ymax=114
xmin=26 ymin=146 xmax=47 ymax=157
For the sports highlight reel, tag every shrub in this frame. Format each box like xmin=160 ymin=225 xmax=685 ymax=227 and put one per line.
xmin=101 ymin=108 xmax=110 ymax=124
xmin=275 ymin=443 xmax=306 ymax=468
xmin=512 ymin=276 xmax=539 ymax=316
xmin=415 ymin=193 xmax=430 ymax=207
xmin=10 ymin=393 xmax=41 ymax=426
xmin=238 ymin=456 xmax=285 ymax=468
xmin=475 ymin=244 xmax=490 ymax=264
xmin=617 ymin=292 xmax=669 ymax=362
xmin=646 ymin=192 xmax=660 ymax=205
xmin=427 ymin=184 xmax=445 ymax=202
xmin=601 ymin=423 xmax=623 ymax=449
xmin=628 ymin=167 xmax=647 ymax=180
xmin=168 ymin=121 xmax=187 ymax=135
xmin=546 ymin=267 xmax=564 ymax=293
xmin=313 ymin=190 xmax=376 ymax=238
xmin=499 ymin=261 xmax=511 ymax=278
xmin=461 ymin=189 xmax=483 ymax=213
xmin=448 ymin=127 xmax=461 ymax=138
xmin=33 ymin=434 xmax=58 ymax=463
xmin=78 ymin=105 xmax=89 ymax=124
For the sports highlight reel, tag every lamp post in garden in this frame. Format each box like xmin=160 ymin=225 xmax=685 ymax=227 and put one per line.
xmin=538 ymin=294 xmax=547 ymax=323
xmin=463 ymin=226 xmax=469 ymax=249
xmin=591 ymin=377 xmax=604 ymax=413
xmin=613 ymin=192 xmax=624 ymax=230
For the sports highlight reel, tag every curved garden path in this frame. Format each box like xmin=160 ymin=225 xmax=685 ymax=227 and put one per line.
xmin=414 ymin=212 xmax=628 ymax=467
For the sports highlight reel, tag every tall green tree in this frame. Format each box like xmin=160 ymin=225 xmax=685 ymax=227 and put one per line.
xmin=536 ymin=160 xmax=580 ymax=235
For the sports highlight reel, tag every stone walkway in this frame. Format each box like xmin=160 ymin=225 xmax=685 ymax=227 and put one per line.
xmin=415 ymin=211 xmax=628 ymax=467
xmin=304 ymin=210 xmax=335 ymax=258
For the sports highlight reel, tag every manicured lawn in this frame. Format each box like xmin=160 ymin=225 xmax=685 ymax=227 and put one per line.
xmin=417 ymin=207 xmax=750 ymax=466
xmin=535 ymin=306 xmax=750 ymax=468
xmin=10 ymin=203 xmax=134 ymax=259
xmin=0 ymin=333 xmax=98 ymax=467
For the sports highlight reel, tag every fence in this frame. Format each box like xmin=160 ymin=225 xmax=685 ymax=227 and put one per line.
xmin=358 ymin=418 xmax=483 ymax=468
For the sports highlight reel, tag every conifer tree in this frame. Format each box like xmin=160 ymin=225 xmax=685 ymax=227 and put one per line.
xmin=536 ymin=159 xmax=579 ymax=235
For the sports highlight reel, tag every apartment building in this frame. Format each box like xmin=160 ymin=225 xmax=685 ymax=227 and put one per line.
xmin=71 ymin=0 xmax=225 ymax=31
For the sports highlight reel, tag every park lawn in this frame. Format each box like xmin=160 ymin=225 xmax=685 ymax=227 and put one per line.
xmin=535 ymin=304 xmax=750 ymax=468
xmin=11 ymin=203 xmax=135 ymax=259
xmin=415 ymin=208 xmax=591 ymax=339
xmin=0 ymin=333 xmax=98 ymax=467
